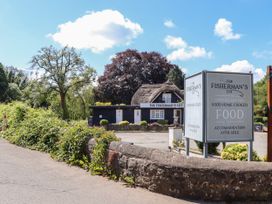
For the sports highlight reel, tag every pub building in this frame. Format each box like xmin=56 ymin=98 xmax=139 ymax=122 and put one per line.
xmin=90 ymin=81 xmax=184 ymax=126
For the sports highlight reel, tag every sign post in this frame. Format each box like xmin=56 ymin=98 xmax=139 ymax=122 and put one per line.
xmin=185 ymin=71 xmax=253 ymax=160
xmin=267 ymin=66 xmax=272 ymax=162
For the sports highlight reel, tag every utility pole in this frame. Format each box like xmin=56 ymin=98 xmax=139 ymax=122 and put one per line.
xmin=267 ymin=66 xmax=272 ymax=162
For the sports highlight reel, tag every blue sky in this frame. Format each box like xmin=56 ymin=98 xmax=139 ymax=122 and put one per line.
xmin=1 ymin=0 xmax=272 ymax=81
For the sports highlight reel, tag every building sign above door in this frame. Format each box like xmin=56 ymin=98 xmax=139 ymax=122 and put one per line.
xmin=140 ymin=103 xmax=184 ymax=108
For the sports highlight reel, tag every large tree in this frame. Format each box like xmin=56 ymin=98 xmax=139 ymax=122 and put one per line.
xmin=95 ymin=49 xmax=179 ymax=104
xmin=0 ymin=63 xmax=8 ymax=102
xmin=167 ymin=65 xmax=185 ymax=90
xmin=31 ymin=46 xmax=96 ymax=120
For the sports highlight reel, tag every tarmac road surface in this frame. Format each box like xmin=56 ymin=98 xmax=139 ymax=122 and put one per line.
xmin=0 ymin=138 xmax=194 ymax=204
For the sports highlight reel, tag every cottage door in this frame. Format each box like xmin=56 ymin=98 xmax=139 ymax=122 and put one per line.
xmin=134 ymin=109 xmax=141 ymax=123
xmin=116 ymin=109 xmax=123 ymax=123
xmin=173 ymin=109 xmax=181 ymax=125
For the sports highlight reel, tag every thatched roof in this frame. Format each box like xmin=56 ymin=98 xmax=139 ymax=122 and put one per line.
xmin=131 ymin=81 xmax=183 ymax=105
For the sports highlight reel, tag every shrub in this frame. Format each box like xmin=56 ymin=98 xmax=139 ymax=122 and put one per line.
xmin=118 ymin=120 xmax=129 ymax=126
xmin=263 ymin=117 xmax=268 ymax=124
xmin=90 ymin=131 xmax=119 ymax=175
xmin=1 ymin=105 xmax=64 ymax=152
xmin=221 ymin=144 xmax=261 ymax=161
xmin=254 ymin=116 xmax=263 ymax=123
xmin=173 ymin=139 xmax=184 ymax=149
xmin=139 ymin=120 xmax=147 ymax=126
xmin=157 ymin=119 xmax=168 ymax=125
xmin=0 ymin=102 xmax=120 ymax=178
xmin=100 ymin=119 xmax=109 ymax=126
xmin=53 ymin=121 xmax=100 ymax=167
xmin=195 ymin=141 xmax=220 ymax=154
xmin=95 ymin=102 xmax=112 ymax=106
xmin=149 ymin=122 xmax=162 ymax=127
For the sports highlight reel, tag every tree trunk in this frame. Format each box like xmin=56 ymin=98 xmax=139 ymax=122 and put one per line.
xmin=60 ymin=92 xmax=69 ymax=120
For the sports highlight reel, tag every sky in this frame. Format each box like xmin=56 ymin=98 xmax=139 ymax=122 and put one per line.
xmin=1 ymin=0 xmax=272 ymax=82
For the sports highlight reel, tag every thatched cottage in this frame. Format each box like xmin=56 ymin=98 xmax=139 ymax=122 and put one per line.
xmin=90 ymin=81 xmax=184 ymax=125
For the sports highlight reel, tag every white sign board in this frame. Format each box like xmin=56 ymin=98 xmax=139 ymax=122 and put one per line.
xmin=184 ymin=73 xmax=203 ymax=141
xmin=140 ymin=103 xmax=183 ymax=108
xmin=184 ymin=71 xmax=253 ymax=143
xmin=206 ymin=72 xmax=253 ymax=142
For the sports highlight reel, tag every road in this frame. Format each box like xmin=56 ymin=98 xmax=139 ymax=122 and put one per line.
xmin=0 ymin=138 xmax=193 ymax=204
xmin=117 ymin=132 xmax=267 ymax=158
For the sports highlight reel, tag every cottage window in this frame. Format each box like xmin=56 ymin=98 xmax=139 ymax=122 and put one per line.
xmin=162 ymin=93 xmax=171 ymax=103
xmin=150 ymin=109 xmax=165 ymax=120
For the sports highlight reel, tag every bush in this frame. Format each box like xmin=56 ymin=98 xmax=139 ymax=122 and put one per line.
xmin=90 ymin=131 xmax=119 ymax=175
xmin=254 ymin=116 xmax=263 ymax=123
xmin=0 ymin=102 xmax=120 ymax=178
xmin=52 ymin=121 xmax=104 ymax=167
xmin=195 ymin=141 xmax=220 ymax=154
xmin=95 ymin=102 xmax=112 ymax=106
xmin=1 ymin=104 xmax=64 ymax=152
xmin=157 ymin=120 xmax=168 ymax=125
xmin=118 ymin=120 xmax=129 ymax=126
xmin=139 ymin=120 xmax=147 ymax=126
xmin=100 ymin=119 xmax=109 ymax=126
xmin=263 ymin=117 xmax=268 ymax=124
xmin=149 ymin=122 xmax=162 ymax=127
xmin=221 ymin=144 xmax=261 ymax=161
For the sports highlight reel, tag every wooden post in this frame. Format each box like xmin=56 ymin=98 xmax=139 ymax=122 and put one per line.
xmin=267 ymin=66 xmax=272 ymax=162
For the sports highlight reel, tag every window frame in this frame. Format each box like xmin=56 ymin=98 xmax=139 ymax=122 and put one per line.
xmin=162 ymin=93 xmax=172 ymax=103
xmin=150 ymin=109 xmax=165 ymax=120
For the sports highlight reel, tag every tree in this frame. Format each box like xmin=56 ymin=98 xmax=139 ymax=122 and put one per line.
xmin=31 ymin=46 xmax=96 ymax=120
xmin=95 ymin=49 xmax=178 ymax=104
xmin=0 ymin=63 xmax=8 ymax=102
xmin=4 ymin=66 xmax=29 ymax=90
xmin=167 ymin=65 xmax=185 ymax=89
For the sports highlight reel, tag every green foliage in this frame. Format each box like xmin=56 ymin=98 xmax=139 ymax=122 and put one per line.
xmin=0 ymin=63 xmax=8 ymax=101
xmin=100 ymin=119 xmax=109 ymax=126
xmin=0 ymin=102 xmax=63 ymax=152
xmin=95 ymin=102 xmax=112 ymax=106
xmin=53 ymin=121 xmax=97 ymax=166
xmin=254 ymin=75 xmax=267 ymax=121
xmin=157 ymin=119 xmax=168 ymax=125
xmin=167 ymin=65 xmax=185 ymax=89
xmin=221 ymin=144 xmax=261 ymax=161
xmin=90 ymin=131 xmax=119 ymax=175
xmin=118 ymin=120 xmax=129 ymax=126
xmin=4 ymin=66 xmax=29 ymax=90
xmin=139 ymin=120 xmax=148 ymax=126
xmin=0 ymin=102 xmax=122 ymax=181
xmin=173 ymin=139 xmax=184 ymax=149
xmin=122 ymin=176 xmax=135 ymax=187
xmin=31 ymin=46 xmax=96 ymax=120
xmin=5 ymin=83 xmax=22 ymax=101
xmin=254 ymin=116 xmax=264 ymax=123
xmin=0 ymin=103 xmax=118 ymax=170
xmin=195 ymin=141 xmax=220 ymax=154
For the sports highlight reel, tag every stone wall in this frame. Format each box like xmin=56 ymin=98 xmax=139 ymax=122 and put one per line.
xmin=102 ymin=141 xmax=272 ymax=201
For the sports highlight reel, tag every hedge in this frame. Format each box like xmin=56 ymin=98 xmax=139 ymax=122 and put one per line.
xmin=0 ymin=102 xmax=119 ymax=174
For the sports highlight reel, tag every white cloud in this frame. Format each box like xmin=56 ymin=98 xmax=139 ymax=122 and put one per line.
xmin=164 ymin=20 xmax=175 ymax=28
xmin=48 ymin=9 xmax=143 ymax=53
xmin=164 ymin=35 xmax=187 ymax=49
xmin=165 ymin=35 xmax=212 ymax=61
xmin=215 ymin=60 xmax=265 ymax=82
xmin=214 ymin=18 xmax=241 ymax=40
